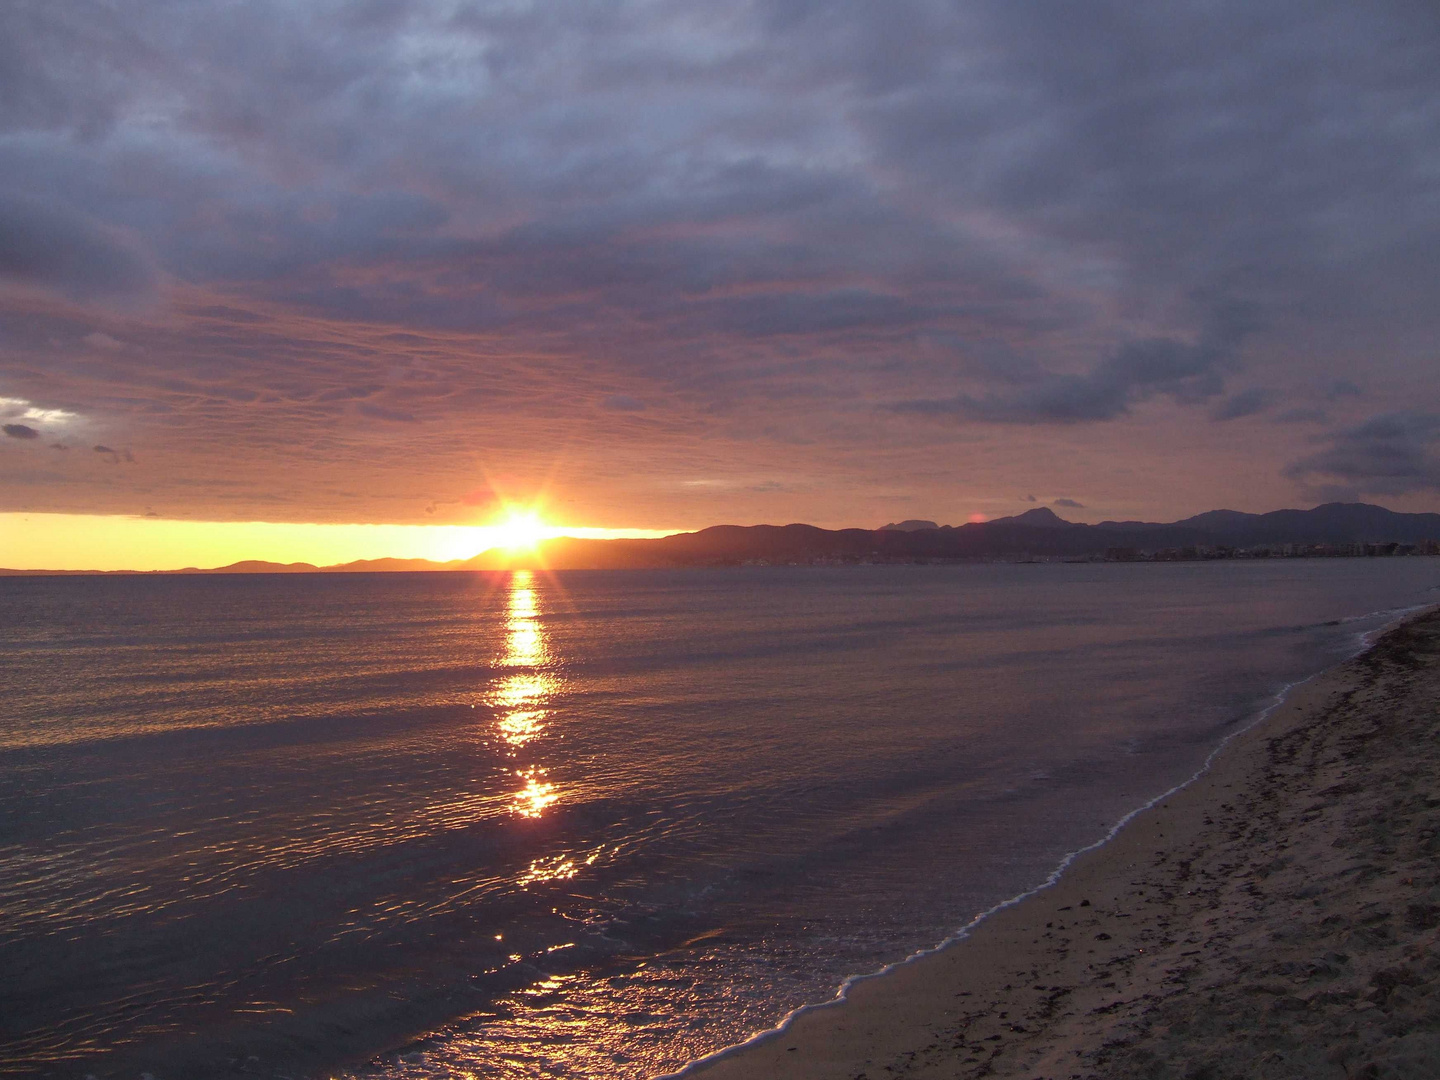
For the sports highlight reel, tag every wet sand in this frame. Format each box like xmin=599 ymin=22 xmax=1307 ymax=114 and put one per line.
xmin=689 ymin=608 xmax=1440 ymax=1080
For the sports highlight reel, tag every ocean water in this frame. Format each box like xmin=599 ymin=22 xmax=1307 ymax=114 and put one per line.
xmin=2 ymin=560 xmax=1437 ymax=1078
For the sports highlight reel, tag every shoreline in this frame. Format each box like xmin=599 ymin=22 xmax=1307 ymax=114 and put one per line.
xmin=678 ymin=604 xmax=1440 ymax=1080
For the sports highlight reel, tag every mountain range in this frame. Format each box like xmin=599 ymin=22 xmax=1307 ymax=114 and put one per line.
xmin=5 ymin=502 xmax=1439 ymax=574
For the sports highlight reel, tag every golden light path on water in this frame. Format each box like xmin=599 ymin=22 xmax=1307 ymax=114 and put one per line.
xmin=398 ymin=571 xmax=679 ymax=1080
xmin=340 ymin=568 xmax=737 ymax=1079
xmin=489 ymin=571 xmax=565 ymax=824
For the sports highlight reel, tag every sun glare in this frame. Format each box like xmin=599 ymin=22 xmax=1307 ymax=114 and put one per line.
xmin=493 ymin=510 xmax=548 ymax=551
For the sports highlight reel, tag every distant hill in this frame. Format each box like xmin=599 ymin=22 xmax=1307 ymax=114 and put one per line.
xmin=3 ymin=503 xmax=1438 ymax=575
xmin=452 ymin=502 xmax=1440 ymax=569
xmin=987 ymin=507 xmax=1078 ymax=529
xmin=205 ymin=560 xmax=322 ymax=573
xmin=468 ymin=502 xmax=1440 ymax=568
xmin=1169 ymin=503 xmax=1440 ymax=546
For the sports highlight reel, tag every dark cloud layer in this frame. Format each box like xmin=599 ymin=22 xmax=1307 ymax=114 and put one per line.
xmin=1 ymin=1 xmax=1437 ymax=525
xmin=0 ymin=193 xmax=155 ymax=302
xmin=1210 ymin=387 xmax=1279 ymax=422
xmin=1287 ymin=413 xmax=1440 ymax=496
xmin=893 ymin=303 xmax=1256 ymax=423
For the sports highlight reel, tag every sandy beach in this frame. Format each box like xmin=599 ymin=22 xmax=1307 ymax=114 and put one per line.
xmin=688 ymin=607 xmax=1440 ymax=1080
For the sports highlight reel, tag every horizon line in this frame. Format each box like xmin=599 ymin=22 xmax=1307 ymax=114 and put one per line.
xmin=3 ymin=501 xmax=1436 ymax=574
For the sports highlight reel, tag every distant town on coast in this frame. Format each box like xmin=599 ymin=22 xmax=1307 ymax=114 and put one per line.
xmin=6 ymin=502 xmax=1440 ymax=575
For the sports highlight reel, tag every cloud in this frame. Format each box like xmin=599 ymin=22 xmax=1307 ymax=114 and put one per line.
xmin=92 ymin=444 xmax=134 ymax=463
xmin=0 ymin=1 xmax=1438 ymax=524
xmin=1052 ymin=497 xmax=1083 ymax=508
xmin=603 ymin=394 xmax=647 ymax=412
xmin=1209 ymin=387 xmax=1277 ymax=421
xmin=1286 ymin=413 xmax=1440 ymax=495
xmin=357 ymin=402 xmax=419 ymax=423
xmin=3 ymin=423 xmax=39 ymax=439
xmin=0 ymin=395 xmax=78 ymax=425
xmin=867 ymin=2 xmax=1440 ymax=310
xmin=894 ymin=302 xmax=1256 ymax=423
xmin=1326 ymin=379 xmax=1363 ymax=400
xmin=0 ymin=194 xmax=156 ymax=303
xmin=1276 ymin=407 xmax=1328 ymax=424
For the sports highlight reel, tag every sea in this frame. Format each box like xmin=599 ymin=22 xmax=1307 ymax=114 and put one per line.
xmin=2 ymin=559 xmax=1438 ymax=1078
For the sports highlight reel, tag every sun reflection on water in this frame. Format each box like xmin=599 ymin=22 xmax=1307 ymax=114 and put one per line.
xmin=515 ymin=848 xmax=603 ymax=888
xmin=511 ymin=767 xmax=558 ymax=818
xmin=483 ymin=570 xmax=573 ymax=875
xmin=503 ymin=573 xmax=546 ymax=667
xmin=487 ymin=571 xmax=559 ymax=751
xmin=516 ymin=855 xmax=578 ymax=887
xmin=504 ymin=624 xmax=544 ymax=666
xmin=508 ymin=581 xmax=538 ymax=620
xmin=491 ymin=673 xmax=556 ymax=747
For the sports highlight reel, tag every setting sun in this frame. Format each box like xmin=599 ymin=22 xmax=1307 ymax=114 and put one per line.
xmin=492 ymin=510 xmax=548 ymax=551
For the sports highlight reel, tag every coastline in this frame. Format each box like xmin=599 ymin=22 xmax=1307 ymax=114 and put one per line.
xmin=680 ymin=605 xmax=1440 ymax=1080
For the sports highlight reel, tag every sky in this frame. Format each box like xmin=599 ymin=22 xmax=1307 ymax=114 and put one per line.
xmin=3 ymin=0 xmax=1440 ymax=566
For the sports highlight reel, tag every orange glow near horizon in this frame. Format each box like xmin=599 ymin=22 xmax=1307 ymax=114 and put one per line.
xmin=0 ymin=513 xmax=676 ymax=572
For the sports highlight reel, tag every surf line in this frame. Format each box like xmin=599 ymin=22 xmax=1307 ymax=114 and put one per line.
xmin=660 ymin=600 xmax=1438 ymax=1079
